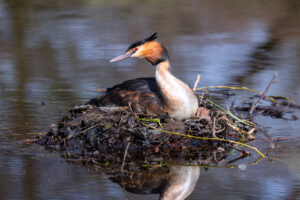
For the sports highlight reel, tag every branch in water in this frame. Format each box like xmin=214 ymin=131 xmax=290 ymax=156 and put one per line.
xmin=249 ymin=73 xmax=277 ymax=117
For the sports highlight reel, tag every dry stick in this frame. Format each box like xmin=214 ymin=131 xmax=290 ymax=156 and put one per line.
xmin=95 ymin=88 xmax=107 ymax=93
xmin=12 ymin=132 xmax=47 ymax=136
xmin=121 ymin=140 xmax=132 ymax=173
xmin=249 ymin=73 xmax=277 ymax=116
xmin=195 ymin=86 xmax=277 ymax=103
xmin=212 ymin=118 xmax=217 ymax=138
xmin=199 ymin=90 xmax=206 ymax=105
xmin=66 ymin=122 xmax=102 ymax=139
xmin=193 ymin=74 xmax=201 ymax=91
xmin=262 ymin=136 xmax=300 ymax=142
xmin=230 ymin=96 xmax=236 ymax=111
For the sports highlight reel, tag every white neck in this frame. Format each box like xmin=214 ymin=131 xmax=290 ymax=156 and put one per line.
xmin=155 ymin=61 xmax=198 ymax=120
xmin=160 ymin=166 xmax=200 ymax=200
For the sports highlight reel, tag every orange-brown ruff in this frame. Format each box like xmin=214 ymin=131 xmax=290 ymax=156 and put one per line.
xmin=95 ymin=33 xmax=198 ymax=120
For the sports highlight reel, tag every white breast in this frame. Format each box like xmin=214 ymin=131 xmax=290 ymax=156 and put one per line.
xmin=155 ymin=67 xmax=198 ymax=120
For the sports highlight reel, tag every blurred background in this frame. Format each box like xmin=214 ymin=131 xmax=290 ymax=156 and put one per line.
xmin=0 ymin=0 xmax=299 ymax=199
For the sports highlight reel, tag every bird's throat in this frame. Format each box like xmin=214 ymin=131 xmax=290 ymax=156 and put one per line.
xmin=156 ymin=60 xmax=170 ymax=73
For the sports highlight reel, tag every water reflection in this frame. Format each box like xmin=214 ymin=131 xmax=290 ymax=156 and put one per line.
xmin=115 ymin=166 xmax=200 ymax=200
xmin=234 ymin=0 xmax=300 ymax=89
xmin=0 ymin=0 xmax=300 ymax=199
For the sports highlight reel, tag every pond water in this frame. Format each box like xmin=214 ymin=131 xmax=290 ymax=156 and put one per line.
xmin=0 ymin=0 xmax=300 ymax=199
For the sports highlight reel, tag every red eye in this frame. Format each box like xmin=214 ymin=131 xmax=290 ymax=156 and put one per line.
xmin=134 ymin=48 xmax=138 ymax=51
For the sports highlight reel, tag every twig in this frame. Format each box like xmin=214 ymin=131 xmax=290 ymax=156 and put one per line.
xmin=121 ymin=139 xmax=132 ymax=173
xmin=212 ymin=118 xmax=217 ymax=138
xmin=228 ymin=124 xmax=256 ymax=139
xmin=230 ymin=96 xmax=236 ymax=111
xmin=199 ymin=90 xmax=205 ymax=104
xmin=11 ymin=132 xmax=47 ymax=136
xmin=23 ymin=139 xmax=38 ymax=144
xmin=262 ymin=136 xmax=300 ymax=142
xmin=66 ymin=122 xmax=102 ymax=139
xmin=196 ymin=85 xmax=277 ymax=103
xmin=249 ymin=73 xmax=277 ymax=116
xmin=266 ymin=139 xmax=275 ymax=161
xmin=193 ymin=74 xmax=201 ymax=91
xmin=95 ymin=88 xmax=107 ymax=93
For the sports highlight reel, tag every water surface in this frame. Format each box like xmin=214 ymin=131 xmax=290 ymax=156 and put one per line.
xmin=0 ymin=0 xmax=300 ymax=199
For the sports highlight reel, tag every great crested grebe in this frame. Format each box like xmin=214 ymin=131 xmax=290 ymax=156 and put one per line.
xmin=98 ymin=32 xmax=198 ymax=120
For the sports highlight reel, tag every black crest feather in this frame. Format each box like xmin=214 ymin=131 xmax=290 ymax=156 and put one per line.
xmin=126 ymin=32 xmax=158 ymax=52
xmin=145 ymin=32 xmax=158 ymax=42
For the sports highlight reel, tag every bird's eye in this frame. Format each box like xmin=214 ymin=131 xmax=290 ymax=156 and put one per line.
xmin=134 ymin=48 xmax=138 ymax=51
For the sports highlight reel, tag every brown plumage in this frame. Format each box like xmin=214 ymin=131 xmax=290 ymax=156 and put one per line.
xmin=97 ymin=77 xmax=167 ymax=115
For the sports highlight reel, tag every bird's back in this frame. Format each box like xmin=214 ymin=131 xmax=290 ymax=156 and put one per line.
xmin=88 ymin=77 xmax=167 ymax=115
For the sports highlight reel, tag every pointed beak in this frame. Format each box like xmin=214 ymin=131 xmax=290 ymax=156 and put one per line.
xmin=109 ymin=52 xmax=132 ymax=63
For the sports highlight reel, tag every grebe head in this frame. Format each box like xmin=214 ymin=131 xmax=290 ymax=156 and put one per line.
xmin=109 ymin=32 xmax=169 ymax=65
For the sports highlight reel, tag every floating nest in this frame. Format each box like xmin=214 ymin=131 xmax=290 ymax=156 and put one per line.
xmin=37 ymin=97 xmax=257 ymax=167
xmin=33 ymin=81 xmax=298 ymax=197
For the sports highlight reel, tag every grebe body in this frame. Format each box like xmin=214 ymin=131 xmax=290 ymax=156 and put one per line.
xmin=98 ymin=33 xmax=198 ymax=120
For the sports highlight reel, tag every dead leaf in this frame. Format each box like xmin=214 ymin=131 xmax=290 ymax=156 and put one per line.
xmin=196 ymin=107 xmax=211 ymax=121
